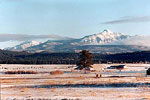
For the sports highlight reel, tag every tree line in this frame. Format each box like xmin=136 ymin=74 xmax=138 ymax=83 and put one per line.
xmin=0 ymin=49 xmax=150 ymax=64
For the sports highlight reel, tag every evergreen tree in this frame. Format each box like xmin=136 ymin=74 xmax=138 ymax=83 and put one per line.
xmin=76 ymin=50 xmax=93 ymax=70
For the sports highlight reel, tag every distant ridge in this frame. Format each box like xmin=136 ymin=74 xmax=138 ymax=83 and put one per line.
xmin=5 ymin=29 xmax=150 ymax=53
xmin=6 ymin=41 xmax=40 ymax=51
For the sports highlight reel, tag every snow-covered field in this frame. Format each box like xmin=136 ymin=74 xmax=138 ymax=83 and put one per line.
xmin=1 ymin=64 xmax=150 ymax=100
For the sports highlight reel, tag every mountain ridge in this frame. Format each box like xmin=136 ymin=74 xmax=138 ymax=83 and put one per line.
xmin=80 ymin=29 xmax=130 ymax=45
xmin=7 ymin=40 xmax=40 ymax=51
xmin=6 ymin=29 xmax=150 ymax=53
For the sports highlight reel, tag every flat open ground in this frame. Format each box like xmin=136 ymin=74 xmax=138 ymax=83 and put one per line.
xmin=1 ymin=64 xmax=150 ymax=100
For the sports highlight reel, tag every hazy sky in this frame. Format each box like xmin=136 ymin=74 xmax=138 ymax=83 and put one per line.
xmin=0 ymin=0 xmax=150 ymax=48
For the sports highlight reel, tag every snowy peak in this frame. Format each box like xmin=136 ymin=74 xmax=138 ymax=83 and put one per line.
xmin=102 ymin=29 xmax=113 ymax=34
xmin=7 ymin=41 xmax=40 ymax=51
xmin=80 ymin=29 xmax=129 ymax=44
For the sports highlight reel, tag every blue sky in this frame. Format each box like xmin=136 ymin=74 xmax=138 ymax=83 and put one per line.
xmin=0 ymin=0 xmax=150 ymax=48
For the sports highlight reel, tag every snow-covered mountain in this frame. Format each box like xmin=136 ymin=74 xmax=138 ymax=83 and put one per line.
xmin=6 ymin=29 xmax=150 ymax=53
xmin=5 ymin=29 xmax=132 ymax=52
xmin=7 ymin=41 xmax=40 ymax=51
xmin=79 ymin=29 xmax=130 ymax=45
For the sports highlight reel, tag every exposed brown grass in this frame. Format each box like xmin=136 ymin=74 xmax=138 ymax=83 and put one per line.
xmin=50 ymin=70 xmax=64 ymax=75
xmin=4 ymin=70 xmax=38 ymax=74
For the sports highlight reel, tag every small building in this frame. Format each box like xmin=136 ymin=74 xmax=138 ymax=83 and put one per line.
xmin=107 ymin=65 xmax=126 ymax=69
